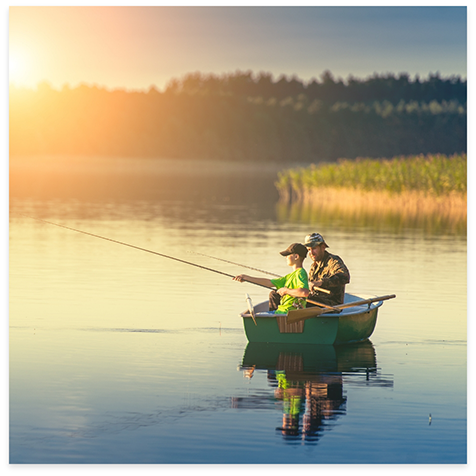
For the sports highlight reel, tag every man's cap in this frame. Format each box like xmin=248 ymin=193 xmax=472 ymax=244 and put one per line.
xmin=304 ymin=233 xmax=328 ymax=248
xmin=280 ymin=243 xmax=308 ymax=258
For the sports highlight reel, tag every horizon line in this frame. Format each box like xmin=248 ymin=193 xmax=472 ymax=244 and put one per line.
xmin=8 ymin=69 xmax=468 ymax=94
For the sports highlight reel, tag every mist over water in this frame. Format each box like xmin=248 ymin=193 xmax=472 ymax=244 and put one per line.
xmin=9 ymin=157 xmax=466 ymax=463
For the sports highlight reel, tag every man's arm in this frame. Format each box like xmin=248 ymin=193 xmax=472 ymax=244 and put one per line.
xmin=312 ymin=256 xmax=350 ymax=289
xmin=322 ymin=264 xmax=350 ymax=287
xmin=322 ymin=272 xmax=350 ymax=287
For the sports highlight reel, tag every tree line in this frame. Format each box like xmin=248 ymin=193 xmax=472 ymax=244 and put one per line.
xmin=9 ymin=71 xmax=466 ymax=162
xmin=165 ymin=70 xmax=466 ymax=105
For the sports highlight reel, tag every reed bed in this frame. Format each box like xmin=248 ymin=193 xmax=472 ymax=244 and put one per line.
xmin=276 ymin=154 xmax=467 ymax=228
xmin=276 ymin=153 xmax=466 ymax=199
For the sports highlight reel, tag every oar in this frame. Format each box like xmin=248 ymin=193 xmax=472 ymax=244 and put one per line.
xmin=189 ymin=250 xmax=331 ymax=294
xmin=245 ymin=293 xmax=257 ymax=326
xmin=286 ymin=294 xmax=396 ymax=324
xmin=284 ymin=306 xmax=336 ymax=322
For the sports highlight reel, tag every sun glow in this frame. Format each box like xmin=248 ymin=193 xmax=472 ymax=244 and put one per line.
xmin=9 ymin=47 xmax=32 ymax=86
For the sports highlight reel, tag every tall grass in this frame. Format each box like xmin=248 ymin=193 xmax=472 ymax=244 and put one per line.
xmin=276 ymin=153 xmax=467 ymax=200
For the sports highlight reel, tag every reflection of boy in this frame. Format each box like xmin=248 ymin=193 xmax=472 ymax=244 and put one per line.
xmin=233 ymin=243 xmax=309 ymax=314
xmin=275 ymin=371 xmax=304 ymax=437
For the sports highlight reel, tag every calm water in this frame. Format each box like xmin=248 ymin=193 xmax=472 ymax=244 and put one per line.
xmin=9 ymin=157 xmax=467 ymax=464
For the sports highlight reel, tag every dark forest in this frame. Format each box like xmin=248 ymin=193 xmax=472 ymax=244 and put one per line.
xmin=10 ymin=71 xmax=466 ymax=163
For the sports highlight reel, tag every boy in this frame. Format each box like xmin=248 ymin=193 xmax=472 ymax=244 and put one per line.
xmin=233 ymin=243 xmax=309 ymax=314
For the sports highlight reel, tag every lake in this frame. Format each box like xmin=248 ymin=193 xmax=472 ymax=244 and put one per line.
xmin=9 ymin=157 xmax=467 ymax=465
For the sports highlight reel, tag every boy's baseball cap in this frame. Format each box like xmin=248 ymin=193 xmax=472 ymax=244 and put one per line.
xmin=280 ymin=243 xmax=308 ymax=258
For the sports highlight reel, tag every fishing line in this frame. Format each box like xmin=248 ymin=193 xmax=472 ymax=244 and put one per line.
xmin=188 ymin=251 xmax=280 ymax=277
xmin=19 ymin=214 xmax=272 ymax=288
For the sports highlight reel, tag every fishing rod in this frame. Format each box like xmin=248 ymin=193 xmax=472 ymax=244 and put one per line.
xmin=20 ymin=214 xmax=335 ymax=311
xmin=18 ymin=214 xmax=271 ymax=290
xmin=189 ymin=250 xmax=332 ymax=295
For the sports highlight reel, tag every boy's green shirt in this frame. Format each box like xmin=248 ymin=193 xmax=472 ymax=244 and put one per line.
xmin=270 ymin=268 xmax=309 ymax=314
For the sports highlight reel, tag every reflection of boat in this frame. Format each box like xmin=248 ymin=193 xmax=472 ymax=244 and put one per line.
xmin=241 ymin=339 xmax=378 ymax=374
xmin=240 ymin=293 xmax=384 ymax=345
xmin=233 ymin=340 xmax=392 ymax=443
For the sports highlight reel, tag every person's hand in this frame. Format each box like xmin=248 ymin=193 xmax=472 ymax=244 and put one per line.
xmin=277 ymin=287 xmax=289 ymax=296
xmin=310 ymin=280 xmax=323 ymax=290
xmin=233 ymin=274 xmax=248 ymax=283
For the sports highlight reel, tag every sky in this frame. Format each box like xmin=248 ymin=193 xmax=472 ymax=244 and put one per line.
xmin=7 ymin=2 xmax=468 ymax=92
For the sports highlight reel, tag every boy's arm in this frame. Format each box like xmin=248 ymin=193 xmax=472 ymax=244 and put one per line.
xmin=277 ymin=287 xmax=308 ymax=298
xmin=233 ymin=274 xmax=274 ymax=288
xmin=277 ymin=269 xmax=308 ymax=297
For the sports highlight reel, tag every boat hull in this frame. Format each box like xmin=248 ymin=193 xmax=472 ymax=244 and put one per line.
xmin=241 ymin=294 xmax=382 ymax=345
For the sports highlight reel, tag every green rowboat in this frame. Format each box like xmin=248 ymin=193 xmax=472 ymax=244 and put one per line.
xmin=241 ymin=293 xmax=391 ymax=345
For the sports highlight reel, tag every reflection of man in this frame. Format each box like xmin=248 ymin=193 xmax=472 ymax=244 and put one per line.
xmin=301 ymin=378 xmax=345 ymax=440
xmin=303 ymin=233 xmax=350 ymax=306
xmin=274 ymin=370 xmax=346 ymax=440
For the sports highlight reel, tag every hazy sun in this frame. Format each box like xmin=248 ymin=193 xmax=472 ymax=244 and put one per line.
xmin=9 ymin=47 xmax=31 ymax=85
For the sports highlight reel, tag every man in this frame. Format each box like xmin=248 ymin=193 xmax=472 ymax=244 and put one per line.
xmin=233 ymin=243 xmax=309 ymax=314
xmin=303 ymin=232 xmax=350 ymax=306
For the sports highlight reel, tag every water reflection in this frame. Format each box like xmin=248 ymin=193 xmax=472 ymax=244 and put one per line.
xmin=233 ymin=341 xmax=393 ymax=444
xmin=10 ymin=156 xmax=281 ymax=225
xmin=276 ymin=200 xmax=467 ymax=236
